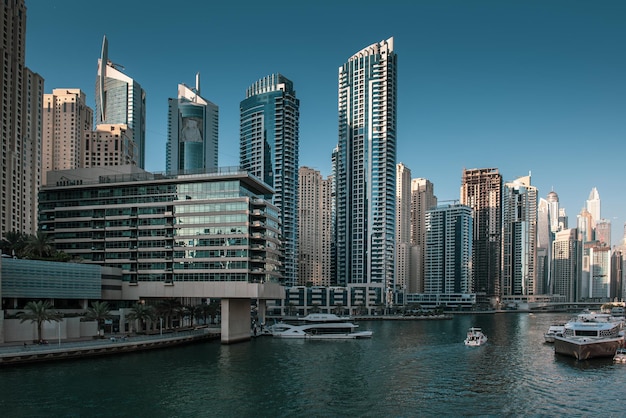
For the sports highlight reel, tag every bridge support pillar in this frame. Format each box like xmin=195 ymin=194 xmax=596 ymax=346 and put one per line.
xmin=220 ymin=298 xmax=251 ymax=344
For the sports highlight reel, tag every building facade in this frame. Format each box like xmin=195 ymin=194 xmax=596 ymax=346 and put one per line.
xmin=298 ymin=167 xmax=331 ymax=287
xmin=39 ymin=166 xmax=283 ymax=287
xmin=460 ymin=168 xmax=502 ymax=307
xmin=501 ymin=175 xmax=537 ymax=297
xmin=166 ymin=73 xmax=219 ymax=174
xmin=424 ymin=204 xmax=473 ymax=295
xmin=83 ymin=124 xmax=137 ymax=167
xmin=95 ymin=36 xmax=146 ymax=168
xmin=551 ymin=228 xmax=580 ymax=302
xmin=42 ymin=89 xmax=93 ymax=184
xmin=335 ymin=37 xmax=397 ymax=303
xmin=396 ymin=163 xmax=412 ymax=291
xmin=240 ymin=73 xmax=299 ymax=287
xmin=409 ymin=178 xmax=437 ymax=293
xmin=0 ymin=0 xmax=44 ymax=237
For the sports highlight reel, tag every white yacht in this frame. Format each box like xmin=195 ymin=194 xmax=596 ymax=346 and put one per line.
xmin=553 ymin=312 xmax=624 ymax=360
xmin=544 ymin=323 xmax=566 ymax=343
xmin=464 ymin=327 xmax=488 ymax=346
xmin=268 ymin=314 xmax=373 ymax=339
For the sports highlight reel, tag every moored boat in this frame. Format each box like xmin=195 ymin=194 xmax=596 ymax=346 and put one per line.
xmin=464 ymin=327 xmax=487 ymax=346
xmin=544 ymin=323 xmax=565 ymax=343
xmin=613 ymin=347 xmax=626 ymax=363
xmin=553 ymin=312 xmax=624 ymax=360
xmin=268 ymin=313 xmax=373 ymax=339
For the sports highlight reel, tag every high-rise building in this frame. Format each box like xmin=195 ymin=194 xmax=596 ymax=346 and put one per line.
xmin=424 ymin=204 xmax=473 ymax=294
xmin=240 ymin=73 xmax=299 ymax=287
xmin=595 ymin=219 xmax=611 ymax=247
xmin=95 ymin=36 xmax=146 ymax=168
xmin=501 ymin=175 xmax=537 ymax=296
xmin=409 ymin=178 xmax=437 ymax=293
xmin=587 ymin=244 xmax=611 ymax=300
xmin=586 ymin=187 xmax=601 ymax=226
xmin=396 ymin=163 xmax=412 ymax=291
xmin=0 ymin=0 xmax=44 ymax=237
xmin=460 ymin=168 xmax=502 ymax=306
xmin=83 ymin=124 xmax=137 ymax=167
xmin=335 ymin=38 xmax=397 ymax=303
xmin=298 ymin=167 xmax=331 ymax=287
xmin=552 ymin=228 xmax=580 ymax=302
xmin=546 ymin=191 xmax=560 ymax=233
xmin=536 ymin=198 xmax=551 ymax=294
xmin=42 ymin=89 xmax=93 ymax=184
xmin=166 ymin=73 xmax=218 ymax=174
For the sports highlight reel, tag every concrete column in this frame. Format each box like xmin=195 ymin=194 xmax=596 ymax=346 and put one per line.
xmin=221 ymin=298 xmax=251 ymax=344
xmin=257 ymin=299 xmax=266 ymax=325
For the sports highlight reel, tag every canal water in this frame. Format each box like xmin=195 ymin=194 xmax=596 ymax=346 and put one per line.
xmin=1 ymin=313 xmax=625 ymax=417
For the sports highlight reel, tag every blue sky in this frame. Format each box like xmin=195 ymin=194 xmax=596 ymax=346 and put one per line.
xmin=26 ymin=0 xmax=625 ymax=245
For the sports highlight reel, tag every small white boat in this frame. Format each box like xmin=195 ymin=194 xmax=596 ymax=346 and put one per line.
xmin=464 ymin=327 xmax=487 ymax=346
xmin=268 ymin=313 xmax=373 ymax=339
xmin=614 ymin=347 xmax=626 ymax=363
xmin=544 ymin=324 xmax=565 ymax=343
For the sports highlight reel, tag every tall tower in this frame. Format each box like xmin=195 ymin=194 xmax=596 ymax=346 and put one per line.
xmin=42 ymin=89 xmax=94 ymax=184
xmin=166 ymin=73 xmax=219 ymax=174
xmin=546 ymin=191 xmax=560 ymax=233
xmin=501 ymin=175 xmax=537 ymax=296
xmin=95 ymin=36 xmax=146 ymax=168
xmin=460 ymin=167 xmax=503 ymax=307
xmin=424 ymin=204 xmax=473 ymax=294
xmin=1 ymin=0 xmax=44 ymax=237
xmin=298 ymin=167 xmax=331 ymax=287
xmin=335 ymin=37 xmax=397 ymax=301
xmin=586 ymin=187 xmax=601 ymax=226
xmin=409 ymin=178 xmax=437 ymax=293
xmin=240 ymin=73 xmax=299 ymax=287
xmin=552 ymin=228 xmax=580 ymax=302
xmin=396 ymin=163 xmax=412 ymax=291
xmin=536 ymin=198 xmax=551 ymax=294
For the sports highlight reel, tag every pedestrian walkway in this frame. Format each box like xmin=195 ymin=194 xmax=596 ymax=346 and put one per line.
xmin=0 ymin=328 xmax=221 ymax=366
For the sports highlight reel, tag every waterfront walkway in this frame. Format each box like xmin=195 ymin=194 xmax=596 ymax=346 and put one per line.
xmin=0 ymin=328 xmax=221 ymax=366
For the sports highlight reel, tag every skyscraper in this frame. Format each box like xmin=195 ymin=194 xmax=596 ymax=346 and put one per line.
xmin=95 ymin=36 xmax=146 ymax=168
xmin=424 ymin=204 xmax=473 ymax=294
xmin=396 ymin=163 xmax=412 ymax=291
xmin=460 ymin=167 xmax=503 ymax=307
xmin=335 ymin=37 xmax=397 ymax=303
xmin=536 ymin=198 xmax=551 ymax=294
xmin=240 ymin=73 xmax=299 ymax=286
xmin=1 ymin=0 xmax=44 ymax=237
xmin=166 ymin=73 xmax=218 ymax=174
xmin=552 ymin=228 xmax=580 ymax=302
xmin=409 ymin=178 xmax=437 ymax=293
xmin=42 ymin=89 xmax=94 ymax=184
xmin=501 ymin=175 xmax=537 ymax=296
xmin=586 ymin=187 xmax=601 ymax=225
xmin=298 ymin=167 xmax=331 ymax=287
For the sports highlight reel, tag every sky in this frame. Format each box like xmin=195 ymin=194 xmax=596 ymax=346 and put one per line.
xmin=25 ymin=0 xmax=626 ymax=245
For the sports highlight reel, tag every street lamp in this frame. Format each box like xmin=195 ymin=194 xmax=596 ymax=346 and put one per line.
xmin=160 ymin=317 xmax=163 ymax=336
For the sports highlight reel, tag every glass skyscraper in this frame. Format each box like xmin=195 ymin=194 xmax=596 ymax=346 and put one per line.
xmin=240 ymin=73 xmax=299 ymax=287
xmin=335 ymin=37 xmax=397 ymax=301
xmin=95 ymin=36 xmax=147 ymax=168
xmin=166 ymin=73 xmax=219 ymax=174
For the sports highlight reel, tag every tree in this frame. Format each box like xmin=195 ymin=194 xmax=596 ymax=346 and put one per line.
xmin=85 ymin=301 xmax=113 ymax=334
xmin=310 ymin=303 xmax=321 ymax=314
xmin=24 ymin=231 xmax=54 ymax=259
xmin=17 ymin=300 xmax=63 ymax=342
xmin=156 ymin=298 xmax=182 ymax=329
xmin=0 ymin=230 xmax=27 ymax=258
xmin=127 ymin=303 xmax=155 ymax=333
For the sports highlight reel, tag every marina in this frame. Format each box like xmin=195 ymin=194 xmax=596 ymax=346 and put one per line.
xmin=1 ymin=313 xmax=625 ymax=416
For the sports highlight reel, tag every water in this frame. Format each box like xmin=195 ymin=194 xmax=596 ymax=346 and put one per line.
xmin=1 ymin=313 xmax=625 ymax=417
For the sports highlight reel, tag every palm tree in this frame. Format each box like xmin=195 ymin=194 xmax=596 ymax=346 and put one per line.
xmin=17 ymin=300 xmax=63 ymax=342
xmin=156 ymin=298 xmax=182 ymax=329
xmin=310 ymin=303 xmax=321 ymax=314
xmin=24 ymin=231 xmax=53 ymax=259
xmin=85 ymin=301 xmax=113 ymax=334
xmin=127 ymin=303 xmax=155 ymax=333
xmin=0 ymin=230 xmax=27 ymax=258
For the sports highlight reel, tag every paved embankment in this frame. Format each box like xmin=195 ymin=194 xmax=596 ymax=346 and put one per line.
xmin=0 ymin=329 xmax=220 ymax=366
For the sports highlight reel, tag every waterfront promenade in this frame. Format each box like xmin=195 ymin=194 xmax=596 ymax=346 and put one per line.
xmin=0 ymin=327 xmax=221 ymax=366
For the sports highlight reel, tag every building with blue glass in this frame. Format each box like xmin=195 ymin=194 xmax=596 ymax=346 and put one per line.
xmin=166 ymin=73 xmax=219 ymax=174
xmin=335 ymin=38 xmax=397 ymax=303
xmin=240 ymin=74 xmax=299 ymax=287
xmin=95 ymin=36 xmax=147 ymax=168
